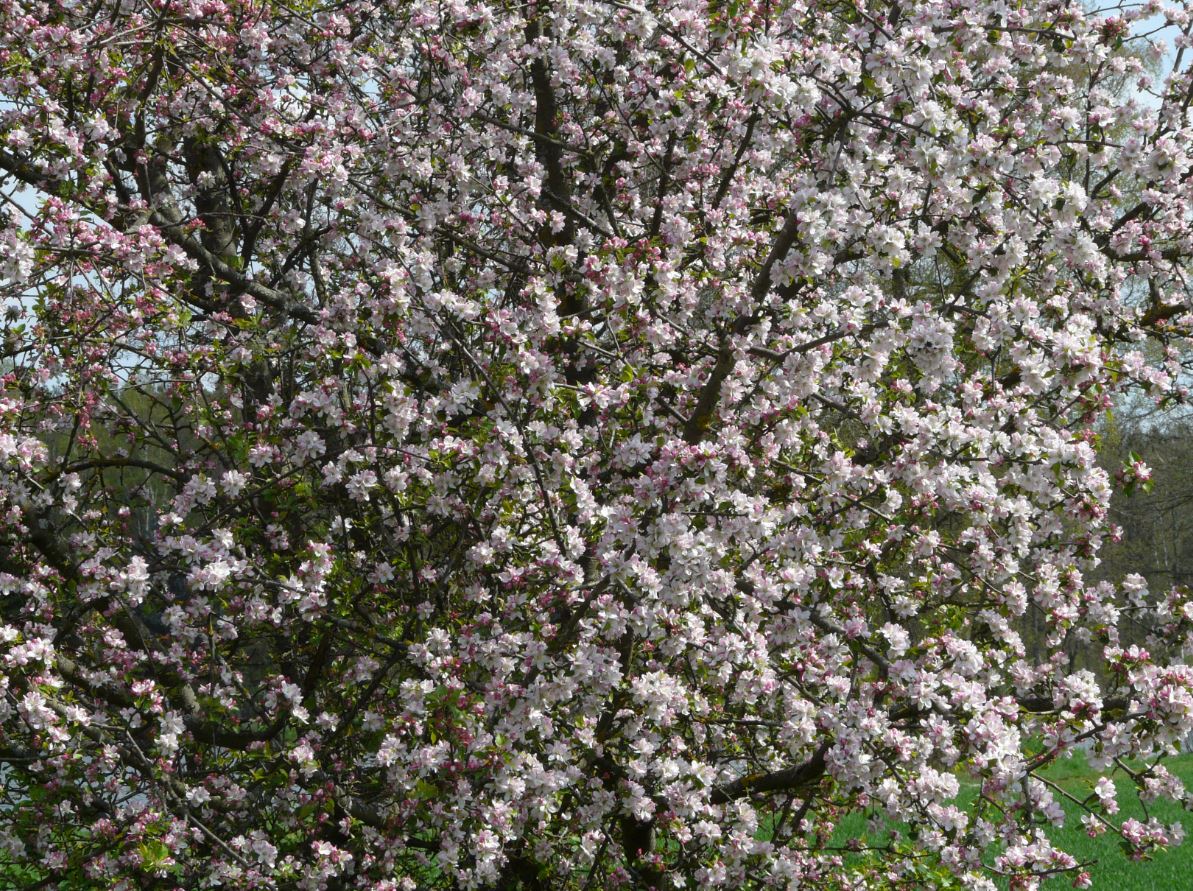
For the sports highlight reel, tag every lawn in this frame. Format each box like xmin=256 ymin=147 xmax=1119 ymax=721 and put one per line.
xmin=1029 ymin=752 xmax=1193 ymax=890
xmin=832 ymin=751 xmax=1193 ymax=890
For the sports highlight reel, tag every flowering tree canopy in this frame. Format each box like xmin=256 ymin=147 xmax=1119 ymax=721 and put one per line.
xmin=5 ymin=0 xmax=1193 ymax=887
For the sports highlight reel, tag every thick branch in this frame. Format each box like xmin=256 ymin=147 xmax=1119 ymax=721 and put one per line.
xmin=683 ymin=210 xmax=801 ymax=443
xmin=710 ymin=743 xmax=828 ymax=805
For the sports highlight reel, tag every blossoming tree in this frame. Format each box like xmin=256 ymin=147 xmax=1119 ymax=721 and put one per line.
xmin=3 ymin=0 xmax=1193 ymax=887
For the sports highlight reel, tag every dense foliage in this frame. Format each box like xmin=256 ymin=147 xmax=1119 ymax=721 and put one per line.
xmin=3 ymin=0 xmax=1193 ymax=888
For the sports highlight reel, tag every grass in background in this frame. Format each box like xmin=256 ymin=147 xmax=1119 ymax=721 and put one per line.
xmin=1033 ymin=752 xmax=1193 ymax=890
xmin=830 ymin=752 xmax=1193 ymax=889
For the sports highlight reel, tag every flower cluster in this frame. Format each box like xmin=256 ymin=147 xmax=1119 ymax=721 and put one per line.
xmin=1 ymin=0 xmax=1193 ymax=888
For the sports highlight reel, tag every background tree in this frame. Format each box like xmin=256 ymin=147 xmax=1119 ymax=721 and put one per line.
xmin=5 ymin=0 xmax=1193 ymax=889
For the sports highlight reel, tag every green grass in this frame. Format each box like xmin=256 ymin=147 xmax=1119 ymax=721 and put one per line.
xmin=1032 ymin=752 xmax=1193 ymax=890
xmin=830 ymin=752 xmax=1193 ymax=889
